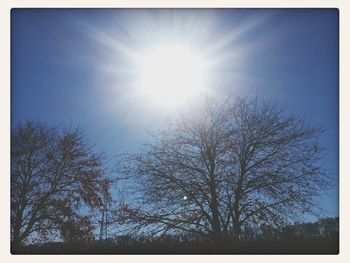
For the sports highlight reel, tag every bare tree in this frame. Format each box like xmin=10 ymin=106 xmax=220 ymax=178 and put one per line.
xmin=11 ymin=121 xmax=111 ymax=250
xmin=117 ymin=97 xmax=330 ymax=245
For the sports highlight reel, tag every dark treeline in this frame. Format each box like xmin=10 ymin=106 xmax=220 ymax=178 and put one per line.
xmin=15 ymin=217 xmax=339 ymax=254
xmin=11 ymin=97 xmax=337 ymax=254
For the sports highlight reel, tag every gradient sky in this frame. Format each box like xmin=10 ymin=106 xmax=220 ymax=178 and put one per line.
xmin=11 ymin=8 xmax=339 ymax=218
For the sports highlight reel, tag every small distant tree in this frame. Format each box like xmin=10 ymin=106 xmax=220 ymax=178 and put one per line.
xmin=117 ymin=97 xmax=330 ymax=245
xmin=11 ymin=121 xmax=111 ymax=250
xmin=319 ymin=217 xmax=339 ymax=237
xmin=58 ymin=216 xmax=95 ymax=244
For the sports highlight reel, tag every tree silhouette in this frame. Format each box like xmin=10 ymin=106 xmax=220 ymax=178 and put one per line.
xmin=117 ymin=97 xmax=330 ymax=245
xmin=11 ymin=121 xmax=111 ymax=250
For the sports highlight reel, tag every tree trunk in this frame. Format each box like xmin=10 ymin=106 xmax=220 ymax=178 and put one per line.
xmin=233 ymin=216 xmax=241 ymax=241
xmin=210 ymin=197 xmax=222 ymax=244
xmin=232 ymin=193 xmax=241 ymax=242
xmin=11 ymin=235 xmax=22 ymax=254
xmin=208 ymin=172 xmax=222 ymax=245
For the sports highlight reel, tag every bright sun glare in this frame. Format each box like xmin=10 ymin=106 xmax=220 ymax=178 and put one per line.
xmin=136 ymin=44 xmax=209 ymax=107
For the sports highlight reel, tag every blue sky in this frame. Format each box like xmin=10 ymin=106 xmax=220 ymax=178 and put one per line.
xmin=11 ymin=8 xmax=339 ymax=218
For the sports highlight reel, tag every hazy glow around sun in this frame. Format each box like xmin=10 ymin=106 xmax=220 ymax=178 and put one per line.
xmin=135 ymin=44 xmax=209 ymax=107
xmin=83 ymin=9 xmax=266 ymax=115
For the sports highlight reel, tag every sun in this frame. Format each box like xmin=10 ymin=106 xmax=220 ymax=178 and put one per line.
xmin=135 ymin=44 xmax=209 ymax=108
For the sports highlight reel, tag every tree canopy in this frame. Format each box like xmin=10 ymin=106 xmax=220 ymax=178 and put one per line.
xmin=11 ymin=121 xmax=111 ymax=248
xmin=117 ymin=97 xmax=330 ymax=243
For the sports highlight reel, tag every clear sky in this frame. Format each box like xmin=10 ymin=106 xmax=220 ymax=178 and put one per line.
xmin=11 ymin=8 xmax=339 ymax=218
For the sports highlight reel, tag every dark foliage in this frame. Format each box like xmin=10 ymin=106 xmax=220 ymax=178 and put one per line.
xmin=13 ymin=217 xmax=339 ymax=254
xmin=11 ymin=121 xmax=111 ymax=249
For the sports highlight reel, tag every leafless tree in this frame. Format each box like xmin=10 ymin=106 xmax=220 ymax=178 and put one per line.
xmin=116 ymin=97 xmax=330 ymax=245
xmin=11 ymin=121 xmax=111 ymax=249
